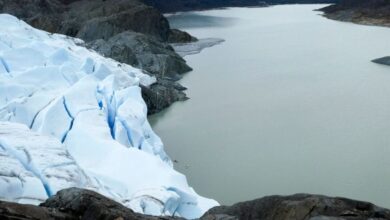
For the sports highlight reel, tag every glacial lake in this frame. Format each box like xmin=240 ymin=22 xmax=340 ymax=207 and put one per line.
xmin=150 ymin=5 xmax=390 ymax=207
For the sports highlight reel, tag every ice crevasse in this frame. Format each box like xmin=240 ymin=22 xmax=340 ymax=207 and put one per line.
xmin=0 ymin=14 xmax=218 ymax=219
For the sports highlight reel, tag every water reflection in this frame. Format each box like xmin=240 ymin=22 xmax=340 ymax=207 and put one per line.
xmin=166 ymin=13 xmax=238 ymax=29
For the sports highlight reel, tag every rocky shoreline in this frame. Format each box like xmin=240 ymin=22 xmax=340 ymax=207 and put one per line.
xmin=1 ymin=188 xmax=390 ymax=220
xmin=1 ymin=1 xmax=390 ymax=219
xmin=320 ymin=0 xmax=390 ymax=28
xmin=171 ymin=38 xmax=225 ymax=57
xmin=320 ymin=0 xmax=390 ymax=67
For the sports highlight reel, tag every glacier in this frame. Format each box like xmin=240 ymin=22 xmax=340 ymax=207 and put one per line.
xmin=0 ymin=14 xmax=218 ymax=219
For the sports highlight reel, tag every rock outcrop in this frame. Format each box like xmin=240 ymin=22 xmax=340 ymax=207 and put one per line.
xmin=0 ymin=188 xmax=177 ymax=220
xmin=204 ymin=194 xmax=390 ymax=220
xmin=86 ymin=30 xmax=192 ymax=114
xmin=0 ymin=0 xmax=196 ymax=114
xmin=87 ymin=31 xmax=192 ymax=78
xmin=41 ymin=188 xmax=178 ymax=220
xmin=1 ymin=189 xmax=390 ymax=220
xmin=372 ymin=56 xmax=390 ymax=66
xmin=320 ymin=0 xmax=390 ymax=27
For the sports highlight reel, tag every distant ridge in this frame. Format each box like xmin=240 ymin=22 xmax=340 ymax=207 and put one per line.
xmin=320 ymin=0 xmax=390 ymax=27
xmin=142 ymin=0 xmax=338 ymax=13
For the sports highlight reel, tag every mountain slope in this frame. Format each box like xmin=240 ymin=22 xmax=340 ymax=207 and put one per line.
xmin=0 ymin=14 xmax=217 ymax=219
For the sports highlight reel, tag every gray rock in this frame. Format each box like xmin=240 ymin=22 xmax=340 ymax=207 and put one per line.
xmin=66 ymin=0 xmax=171 ymax=41
xmin=0 ymin=201 xmax=74 ymax=220
xmin=1 ymin=189 xmax=390 ymax=220
xmin=168 ymin=29 xmax=198 ymax=43
xmin=142 ymin=79 xmax=188 ymax=115
xmin=0 ymin=0 xmax=64 ymax=33
xmin=88 ymin=31 xmax=192 ymax=77
xmin=372 ymin=56 xmax=390 ymax=66
xmin=87 ymin=31 xmax=192 ymax=114
xmin=0 ymin=188 xmax=179 ymax=220
xmin=41 ymin=187 xmax=176 ymax=220
xmin=0 ymin=0 xmax=172 ymax=42
xmin=203 ymin=194 xmax=390 ymax=220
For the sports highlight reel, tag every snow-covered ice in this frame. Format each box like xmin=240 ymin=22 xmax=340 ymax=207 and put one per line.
xmin=0 ymin=14 xmax=218 ymax=218
xmin=0 ymin=122 xmax=95 ymax=204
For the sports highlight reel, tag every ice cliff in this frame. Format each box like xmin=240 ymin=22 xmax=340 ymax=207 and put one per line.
xmin=0 ymin=14 xmax=218 ymax=219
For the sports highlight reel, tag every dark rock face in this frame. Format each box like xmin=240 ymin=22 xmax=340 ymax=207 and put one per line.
xmin=65 ymin=0 xmax=171 ymax=42
xmin=142 ymin=79 xmax=188 ymax=115
xmin=168 ymin=29 xmax=198 ymax=43
xmin=1 ymin=189 xmax=390 ymax=220
xmin=203 ymin=194 xmax=390 ymax=220
xmin=0 ymin=0 xmax=64 ymax=33
xmin=372 ymin=56 xmax=390 ymax=66
xmin=0 ymin=0 xmax=173 ymax=41
xmin=41 ymin=188 xmax=173 ymax=220
xmin=0 ymin=0 xmax=196 ymax=114
xmin=0 ymin=201 xmax=74 ymax=220
xmin=87 ymin=31 xmax=191 ymax=77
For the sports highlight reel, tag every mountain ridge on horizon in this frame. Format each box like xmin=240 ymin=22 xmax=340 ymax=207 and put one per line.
xmin=142 ymin=0 xmax=338 ymax=13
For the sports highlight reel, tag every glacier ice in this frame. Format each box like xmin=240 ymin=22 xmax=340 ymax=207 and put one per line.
xmin=0 ymin=14 xmax=218 ymax=219
xmin=0 ymin=122 xmax=94 ymax=204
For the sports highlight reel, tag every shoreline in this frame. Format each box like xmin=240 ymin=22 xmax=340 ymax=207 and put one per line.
xmin=151 ymin=5 xmax=390 ymax=210
xmin=319 ymin=2 xmax=390 ymax=29
xmin=2 ymin=188 xmax=390 ymax=219
xmin=323 ymin=12 xmax=390 ymax=28
xmin=171 ymin=38 xmax=226 ymax=57
xmin=1 ymin=2 xmax=390 ymax=220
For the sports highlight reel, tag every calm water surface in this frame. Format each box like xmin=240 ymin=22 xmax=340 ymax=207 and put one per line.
xmin=150 ymin=5 xmax=390 ymax=207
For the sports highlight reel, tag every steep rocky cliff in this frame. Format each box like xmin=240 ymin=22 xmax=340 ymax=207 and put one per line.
xmin=0 ymin=0 xmax=196 ymax=114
